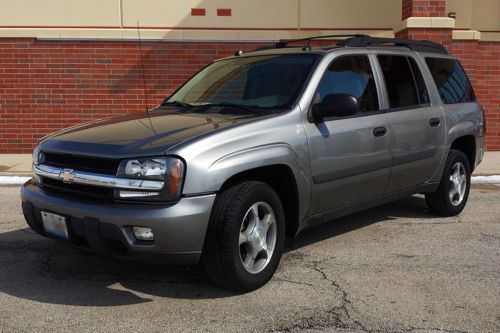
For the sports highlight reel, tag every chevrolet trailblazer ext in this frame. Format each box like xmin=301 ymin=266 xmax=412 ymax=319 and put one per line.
xmin=21 ymin=36 xmax=485 ymax=291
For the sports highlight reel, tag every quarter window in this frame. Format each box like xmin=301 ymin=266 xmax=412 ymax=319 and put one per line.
xmin=315 ymin=55 xmax=379 ymax=113
xmin=425 ymin=58 xmax=475 ymax=104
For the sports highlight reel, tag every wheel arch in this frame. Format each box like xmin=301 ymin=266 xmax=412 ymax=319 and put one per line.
xmin=219 ymin=164 xmax=301 ymax=237
xmin=449 ymin=135 xmax=476 ymax=170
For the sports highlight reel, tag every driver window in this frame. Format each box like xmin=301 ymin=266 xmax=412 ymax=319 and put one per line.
xmin=315 ymin=55 xmax=379 ymax=112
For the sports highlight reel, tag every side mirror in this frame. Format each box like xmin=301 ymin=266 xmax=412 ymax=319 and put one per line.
xmin=310 ymin=93 xmax=359 ymax=122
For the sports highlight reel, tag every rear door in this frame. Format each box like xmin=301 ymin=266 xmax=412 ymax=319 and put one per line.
xmin=303 ymin=53 xmax=393 ymax=214
xmin=374 ymin=53 xmax=445 ymax=192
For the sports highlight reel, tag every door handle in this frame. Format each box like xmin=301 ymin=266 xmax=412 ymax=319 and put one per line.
xmin=429 ymin=118 xmax=440 ymax=127
xmin=373 ymin=126 xmax=387 ymax=137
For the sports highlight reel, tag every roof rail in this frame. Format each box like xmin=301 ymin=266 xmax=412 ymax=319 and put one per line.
xmin=252 ymin=34 xmax=369 ymax=52
xmin=276 ymin=34 xmax=368 ymax=48
xmin=336 ymin=35 xmax=448 ymax=54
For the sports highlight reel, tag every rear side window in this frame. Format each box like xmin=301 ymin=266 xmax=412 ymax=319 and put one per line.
xmin=425 ymin=58 xmax=475 ymax=104
xmin=378 ymin=55 xmax=429 ymax=109
xmin=316 ymin=55 xmax=379 ymax=112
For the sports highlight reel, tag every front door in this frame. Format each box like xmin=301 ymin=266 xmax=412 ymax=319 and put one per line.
xmin=303 ymin=54 xmax=393 ymax=215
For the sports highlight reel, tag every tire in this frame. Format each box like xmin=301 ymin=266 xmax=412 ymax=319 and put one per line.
xmin=202 ymin=181 xmax=285 ymax=291
xmin=425 ymin=149 xmax=471 ymax=216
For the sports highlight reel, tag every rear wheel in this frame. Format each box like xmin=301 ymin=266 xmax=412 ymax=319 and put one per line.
xmin=202 ymin=181 xmax=285 ymax=291
xmin=425 ymin=149 xmax=471 ymax=216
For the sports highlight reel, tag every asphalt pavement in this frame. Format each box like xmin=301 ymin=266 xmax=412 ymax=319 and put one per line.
xmin=0 ymin=185 xmax=499 ymax=333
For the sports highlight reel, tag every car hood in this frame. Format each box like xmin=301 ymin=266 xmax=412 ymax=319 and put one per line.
xmin=39 ymin=111 xmax=261 ymax=158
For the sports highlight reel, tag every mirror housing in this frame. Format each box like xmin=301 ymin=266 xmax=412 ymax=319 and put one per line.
xmin=310 ymin=93 xmax=359 ymax=122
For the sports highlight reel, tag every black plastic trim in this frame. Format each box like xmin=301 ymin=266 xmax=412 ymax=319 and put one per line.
xmin=337 ymin=36 xmax=448 ymax=54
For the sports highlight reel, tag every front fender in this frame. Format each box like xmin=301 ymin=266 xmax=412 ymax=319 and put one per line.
xmin=184 ymin=143 xmax=312 ymax=223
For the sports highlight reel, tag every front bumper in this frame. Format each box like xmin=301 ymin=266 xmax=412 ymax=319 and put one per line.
xmin=21 ymin=179 xmax=216 ymax=265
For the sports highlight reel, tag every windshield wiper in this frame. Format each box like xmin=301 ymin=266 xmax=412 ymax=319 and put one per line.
xmin=197 ymin=102 xmax=262 ymax=115
xmin=160 ymin=100 xmax=193 ymax=111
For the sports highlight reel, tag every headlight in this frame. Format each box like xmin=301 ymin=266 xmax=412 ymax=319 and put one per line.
xmin=115 ymin=157 xmax=185 ymax=202
xmin=32 ymin=146 xmax=43 ymax=184
xmin=32 ymin=145 xmax=43 ymax=165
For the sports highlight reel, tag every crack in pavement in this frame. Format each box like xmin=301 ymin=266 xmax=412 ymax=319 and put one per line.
xmin=268 ymin=259 xmax=471 ymax=333
xmin=481 ymin=233 xmax=500 ymax=241
xmin=273 ymin=277 xmax=315 ymax=287
xmin=398 ymin=327 xmax=469 ymax=333
xmin=269 ymin=259 xmax=371 ymax=333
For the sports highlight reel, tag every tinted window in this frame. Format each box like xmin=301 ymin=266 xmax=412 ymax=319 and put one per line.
xmin=408 ymin=58 xmax=430 ymax=104
xmin=378 ymin=55 xmax=421 ymax=108
xmin=168 ymin=54 xmax=318 ymax=109
xmin=316 ymin=55 xmax=379 ymax=112
xmin=425 ymin=58 xmax=475 ymax=104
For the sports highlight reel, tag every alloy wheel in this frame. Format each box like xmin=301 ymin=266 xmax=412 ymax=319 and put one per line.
xmin=238 ymin=202 xmax=277 ymax=274
xmin=449 ymin=162 xmax=467 ymax=206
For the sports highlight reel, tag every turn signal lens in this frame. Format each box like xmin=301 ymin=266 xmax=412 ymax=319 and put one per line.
xmin=169 ymin=159 xmax=183 ymax=198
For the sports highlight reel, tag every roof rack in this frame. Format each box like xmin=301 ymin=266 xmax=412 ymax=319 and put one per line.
xmin=253 ymin=34 xmax=368 ymax=52
xmin=250 ymin=34 xmax=448 ymax=55
xmin=275 ymin=34 xmax=368 ymax=48
xmin=336 ymin=35 xmax=448 ymax=54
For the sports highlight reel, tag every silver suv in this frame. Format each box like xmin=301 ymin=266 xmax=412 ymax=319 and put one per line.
xmin=21 ymin=35 xmax=485 ymax=291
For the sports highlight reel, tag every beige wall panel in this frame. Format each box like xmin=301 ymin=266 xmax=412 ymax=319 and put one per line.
xmin=300 ymin=0 xmax=401 ymax=29
xmin=0 ymin=28 xmax=62 ymax=38
xmin=181 ymin=30 xmax=239 ymax=40
xmin=481 ymin=32 xmax=500 ymax=41
xmin=121 ymin=29 xmax=184 ymax=40
xmin=294 ymin=29 xmax=394 ymax=38
xmin=0 ymin=0 xmax=119 ymax=27
xmin=446 ymin=0 xmax=472 ymax=29
xmin=236 ymin=30 xmax=299 ymax=41
xmin=122 ymin=0 xmax=299 ymax=29
xmin=471 ymin=0 xmax=500 ymax=31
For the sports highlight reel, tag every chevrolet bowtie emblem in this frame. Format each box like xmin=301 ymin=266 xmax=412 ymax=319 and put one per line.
xmin=59 ymin=168 xmax=75 ymax=183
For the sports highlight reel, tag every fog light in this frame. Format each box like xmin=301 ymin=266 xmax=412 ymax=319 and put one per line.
xmin=132 ymin=227 xmax=154 ymax=241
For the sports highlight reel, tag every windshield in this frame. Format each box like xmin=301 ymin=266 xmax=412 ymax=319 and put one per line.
xmin=166 ymin=54 xmax=318 ymax=110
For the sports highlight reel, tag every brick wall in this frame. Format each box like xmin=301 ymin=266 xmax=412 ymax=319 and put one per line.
xmin=0 ymin=39 xmax=264 ymax=153
xmin=0 ymin=37 xmax=499 ymax=152
xmin=452 ymin=41 xmax=500 ymax=151
xmin=402 ymin=0 xmax=446 ymax=19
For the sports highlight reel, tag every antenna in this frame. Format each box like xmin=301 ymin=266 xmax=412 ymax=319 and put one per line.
xmin=137 ymin=21 xmax=149 ymax=112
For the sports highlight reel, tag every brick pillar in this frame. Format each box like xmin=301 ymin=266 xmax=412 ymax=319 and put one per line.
xmin=402 ymin=0 xmax=446 ymax=19
xmin=396 ymin=0 xmax=453 ymax=48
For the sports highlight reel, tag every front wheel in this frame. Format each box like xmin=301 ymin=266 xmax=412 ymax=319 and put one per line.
xmin=202 ymin=181 xmax=285 ymax=291
xmin=425 ymin=149 xmax=471 ymax=216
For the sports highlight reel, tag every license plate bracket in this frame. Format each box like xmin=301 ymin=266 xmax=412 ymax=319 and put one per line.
xmin=41 ymin=211 xmax=69 ymax=240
